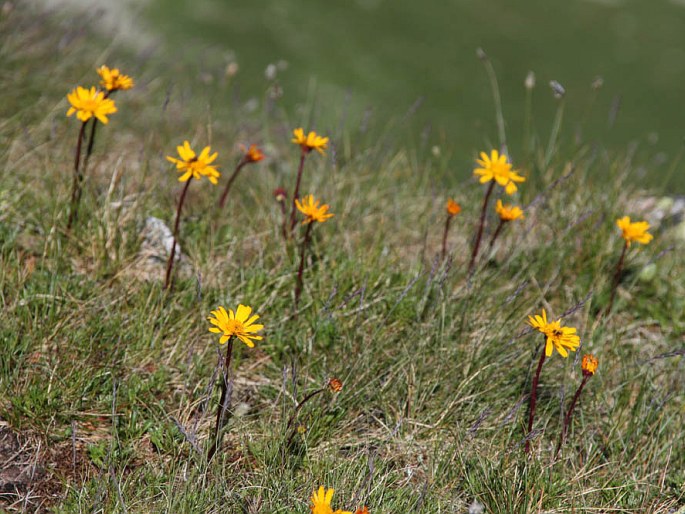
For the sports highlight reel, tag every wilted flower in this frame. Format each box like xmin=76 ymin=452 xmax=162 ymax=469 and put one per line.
xmin=292 ymin=128 xmax=329 ymax=154
xmin=495 ymin=199 xmax=524 ymax=221
xmin=446 ymin=198 xmax=461 ymax=216
xmin=97 ymin=65 xmax=134 ymax=91
xmin=616 ymin=216 xmax=653 ymax=246
xmin=274 ymin=187 xmax=287 ymax=203
xmin=241 ymin=143 xmax=265 ymax=163
xmin=581 ymin=354 xmax=598 ymax=376
xmin=296 ymin=195 xmax=334 ymax=224
xmin=66 ymin=86 xmax=117 ymax=124
xmin=527 ymin=309 xmax=580 ymax=358
xmin=328 ymin=378 xmax=343 ymax=393
xmin=166 ymin=141 xmax=220 ymax=184
xmin=473 ymin=150 xmax=525 ymax=195
xmin=208 ymin=304 xmax=264 ymax=347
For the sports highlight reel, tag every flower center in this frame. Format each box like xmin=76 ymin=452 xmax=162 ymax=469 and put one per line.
xmin=224 ymin=319 xmax=245 ymax=336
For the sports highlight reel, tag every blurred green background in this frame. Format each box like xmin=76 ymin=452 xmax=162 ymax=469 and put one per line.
xmin=145 ymin=0 xmax=685 ymax=190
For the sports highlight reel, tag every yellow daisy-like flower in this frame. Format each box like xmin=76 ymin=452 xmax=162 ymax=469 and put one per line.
xmin=474 ymin=150 xmax=525 ymax=195
xmin=296 ymin=194 xmax=334 ymax=224
xmin=527 ymin=308 xmax=580 ymax=358
xmin=207 ymin=304 xmax=264 ymax=348
xmin=241 ymin=143 xmax=265 ymax=163
xmin=97 ymin=65 xmax=134 ymax=91
xmin=66 ymin=86 xmax=117 ymax=124
xmin=581 ymin=354 xmax=598 ymax=376
xmin=495 ymin=199 xmax=524 ymax=221
xmin=616 ymin=216 xmax=653 ymax=246
xmin=310 ymin=486 xmax=352 ymax=514
xmin=446 ymin=198 xmax=461 ymax=216
xmin=292 ymin=128 xmax=329 ymax=154
xmin=166 ymin=141 xmax=221 ymax=184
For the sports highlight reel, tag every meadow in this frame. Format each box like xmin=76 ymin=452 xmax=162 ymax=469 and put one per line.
xmin=1 ymin=3 xmax=684 ymax=513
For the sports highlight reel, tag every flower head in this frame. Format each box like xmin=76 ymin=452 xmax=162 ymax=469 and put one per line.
xmin=241 ymin=144 xmax=265 ymax=163
xmin=328 ymin=378 xmax=343 ymax=393
xmin=495 ymin=199 xmax=524 ymax=221
xmin=310 ymin=486 xmax=352 ymax=514
xmin=66 ymin=86 xmax=117 ymax=124
xmin=208 ymin=304 xmax=264 ymax=348
xmin=97 ymin=65 xmax=134 ymax=91
xmin=581 ymin=354 xmax=598 ymax=377
xmin=474 ymin=150 xmax=525 ymax=195
xmin=292 ymin=128 xmax=329 ymax=154
xmin=355 ymin=508 xmax=370 ymax=514
xmin=616 ymin=216 xmax=653 ymax=246
xmin=446 ymin=198 xmax=461 ymax=217
xmin=527 ymin=308 xmax=580 ymax=358
xmin=166 ymin=141 xmax=221 ymax=184
xmin=296 ymin=194 xmax=334 ymax=224
xmin=274 ymin=187 xmax=287 ymax=203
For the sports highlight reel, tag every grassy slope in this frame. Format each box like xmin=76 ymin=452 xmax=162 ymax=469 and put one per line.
xmin=1 ymin=5 xmax=684 ymax=513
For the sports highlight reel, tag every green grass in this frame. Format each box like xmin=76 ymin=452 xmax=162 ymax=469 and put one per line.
xmin=1 ymin=4 xmax=684 ymax=513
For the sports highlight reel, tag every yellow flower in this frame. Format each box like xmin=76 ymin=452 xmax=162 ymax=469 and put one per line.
xmin=446 ymin=198 xmax=461 ymax=216
xmin=310 ymin=486 xmax=352 ymax=514
xmin=97 ymin=65 xmax=134 ymax=91
xmin=495 ymin=199 xmax=524 ymax=221
xmin=527 ymin=308 xmax=580 ymax=358
xmin=207 ymin=304 xmax=264 ymax=348
xmin=296 ymin=194 xmax=334 ymax=224
xmin=581 ymin=354 xmax=598 ymax=376
xmin=292 ymin=128 xmax=329 ymax=154
xmin=474 ymin=150 xmax=525 ymax=195
xmin=66 ymin=86 xmax=117 ymax=124
xmin=166 ymin=141 xmax=221 ymax=184
xmin=616 ymin=216 xmax=653 ymax=246
xmin=241 ymin=144 xmax=265 ymax=163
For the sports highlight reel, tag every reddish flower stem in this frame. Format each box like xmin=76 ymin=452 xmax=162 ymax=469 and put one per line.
xmin=294 ymin=222 xmax=313 ymax=310
xmin=67 ymin=120 xmax=89 ymax=230
xmin=82 ymin=91 xmax=112 ymax=177
xmin=284 ymin=386 xmax=326 ymax=448
xmin=486 ymin=219 xmax=506 ymax=253
xmin=441 ymin=215 xmax=452 ymax=261
xmin=289 ymin=150 xmax=308 ymax=234
xmin=208 ymin=337 xmax=234 ymax=461
xmin=164 ymin=179 xmax=192 ymax=290
xmin=555 ymin=374 xmax=590 ymax=459
xmin=606 ymin=241 xmax=628 ymax=315
xmin=217 ymin=158 xmax=248 ymax=209
xmin=468 ymin=181 xmax=495 ymax=274
xmin=526 ymin=342 xmax=547 ymax=453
